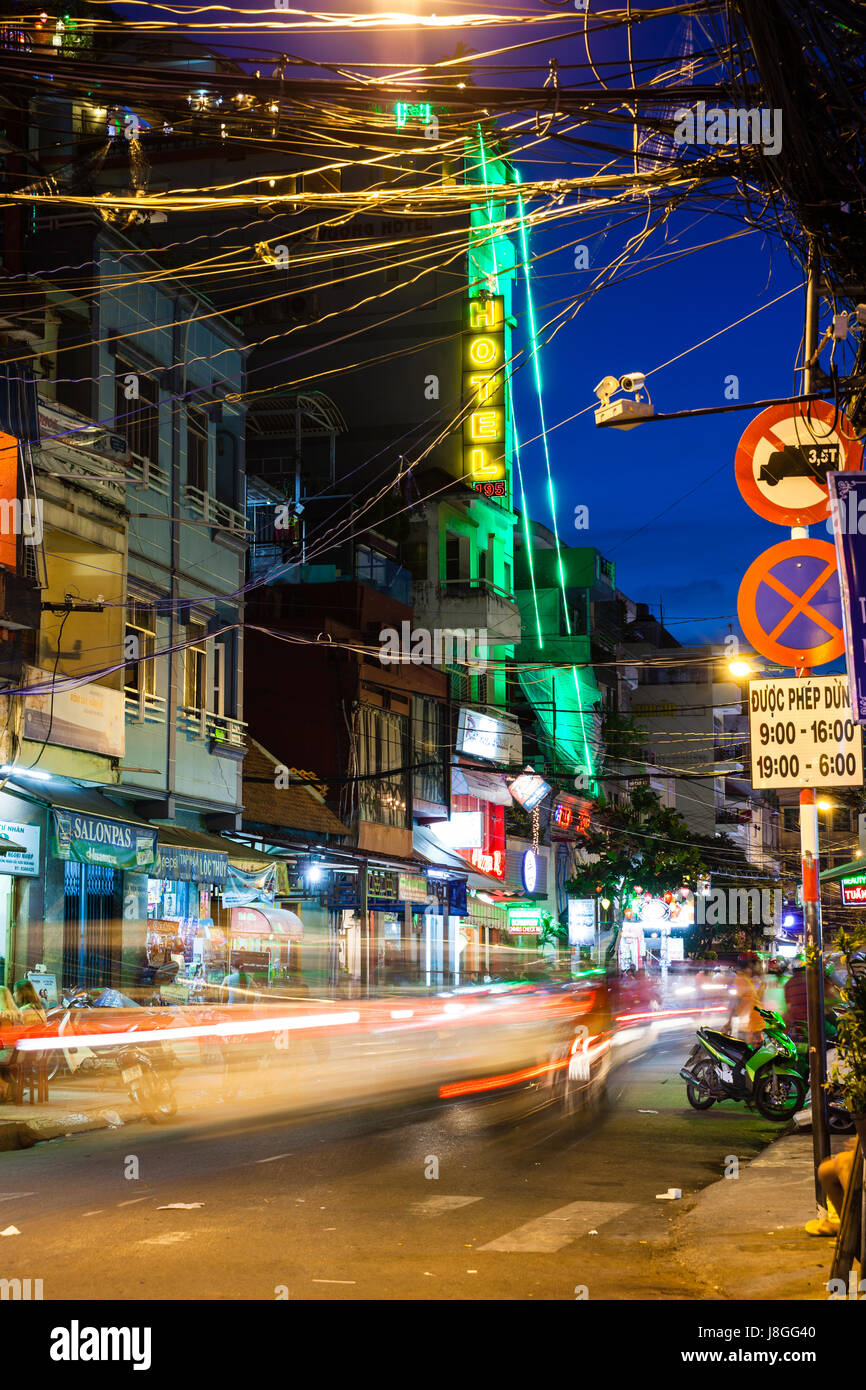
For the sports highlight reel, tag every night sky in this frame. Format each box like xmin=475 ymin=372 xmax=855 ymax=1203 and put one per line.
xmin=119 ymin=1 xmax=845 ymax=649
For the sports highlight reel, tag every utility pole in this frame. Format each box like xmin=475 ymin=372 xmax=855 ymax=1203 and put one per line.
xmin=799 ymin=239 xmax=831 ymax=1210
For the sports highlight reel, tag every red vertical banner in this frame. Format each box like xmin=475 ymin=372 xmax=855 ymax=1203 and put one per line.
xmin=0 ymin=432 xmax=19 ymax=572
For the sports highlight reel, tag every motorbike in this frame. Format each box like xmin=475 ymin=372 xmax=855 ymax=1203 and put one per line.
xmin=680 ymin=1005 xmax=806 ymax=1120
xmin=45 ymin=986 xmax=178 ymax=1123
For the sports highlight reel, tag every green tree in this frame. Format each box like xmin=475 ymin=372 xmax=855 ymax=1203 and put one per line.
xmin=564 ymin=785 xmax=707 ymax=965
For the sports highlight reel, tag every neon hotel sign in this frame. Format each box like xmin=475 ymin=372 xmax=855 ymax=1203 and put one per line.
xmin=463 ymin=296 xmax=506 ymax=498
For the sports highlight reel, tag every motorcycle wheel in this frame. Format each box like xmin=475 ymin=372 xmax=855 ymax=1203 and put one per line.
xmin=685 ymin=1059 xmax=717 ymax=1110
xmin=752 ymin=1066 xmax=806 ymax=1121
xmin=828 ymin=1105 xmax=855 ymax=1135
xmin=129 ymin=1065 xmax=177 ymax=1124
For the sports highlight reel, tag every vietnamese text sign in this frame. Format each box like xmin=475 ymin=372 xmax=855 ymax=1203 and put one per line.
xmin=748 ymin=674 xmax=864 ymax=789
xmin=840 ymin=873 xmax=866 ymax=907
xmin=828 ymin=471 xmax=866 ymax=724
xmin=24 ymin=667 xmax=125 ymax=758
xmin=0 ymin=819 xmax=40 ymax=876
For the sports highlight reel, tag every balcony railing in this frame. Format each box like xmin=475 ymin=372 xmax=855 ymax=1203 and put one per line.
xmin=124 ymin=687 xmax=166 ymax=725
xmin=178 ymin=706 xmax=247 ymax=751
xmin=128 ymin=452 xmax=170 ymax=497
xmin=185 ymin=485 xmax=249 ymax=538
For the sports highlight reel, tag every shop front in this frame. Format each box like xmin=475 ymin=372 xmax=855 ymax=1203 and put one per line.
xmin=228 ymin=904 xmax=304 ymax=990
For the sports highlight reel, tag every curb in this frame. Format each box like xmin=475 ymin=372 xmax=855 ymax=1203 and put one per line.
xmin=0 ymin=1107 xmax=133 ymax=1151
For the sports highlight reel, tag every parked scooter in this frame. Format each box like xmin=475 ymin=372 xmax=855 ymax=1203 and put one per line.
xmin=45 ymin=986 xmax=178 ymax=1123
xmin=680 ymin=1005 xmax=806 ymax=1120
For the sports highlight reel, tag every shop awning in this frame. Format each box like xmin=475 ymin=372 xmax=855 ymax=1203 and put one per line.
xmin=820 ymin=857 xmax=866 ymax=883
xmin=230 ymin=905 xmax=303 ymax=940
xmin=452 ymin=766 xmax=512 ymax=805
xmin=25 ymin=779 xmax=160 ymax=872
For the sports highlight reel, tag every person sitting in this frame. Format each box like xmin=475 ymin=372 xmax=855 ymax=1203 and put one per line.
xmin=0 ymin=987 xmax=21 ymax=1102
xmin=805 ymin=1139 xmax=858 ymax=1236
xmin=14 ymin=979 xmax=47 ymax=1026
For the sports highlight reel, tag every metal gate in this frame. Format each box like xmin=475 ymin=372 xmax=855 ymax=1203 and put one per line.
xmin=62 ymin=861 xmax=122 ymax=991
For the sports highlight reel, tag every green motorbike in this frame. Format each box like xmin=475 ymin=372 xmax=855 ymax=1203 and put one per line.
xmin=680 ymin=1005 xmax=806 ymax=1121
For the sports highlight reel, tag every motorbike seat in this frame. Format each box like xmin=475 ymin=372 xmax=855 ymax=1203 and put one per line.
xmin=700 ymin=1029 xmax=751 ymax=1062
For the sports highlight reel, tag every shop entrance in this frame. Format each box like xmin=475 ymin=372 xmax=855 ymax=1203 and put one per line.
xmin=62 ymin=861 xmax=122 ymax=990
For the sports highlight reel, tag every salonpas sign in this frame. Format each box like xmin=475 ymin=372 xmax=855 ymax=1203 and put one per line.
xmin=50 ymin=809 xmax=157 ymax=871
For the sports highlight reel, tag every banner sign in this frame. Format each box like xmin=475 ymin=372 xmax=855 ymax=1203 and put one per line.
xmin=0 ymin=819 xmax=40 ymax=876
xmin=50 ymin=808 xmax=157 ymax=870
xmin=828 ymin=471 xmax=866 ymax=723
xmin=222 ymin=863 xmax=276 ymax=906
xmin=463 ymin=295 xmax=506 ymax=497
xmin=155 ymin=843 xmax=228 ymax=885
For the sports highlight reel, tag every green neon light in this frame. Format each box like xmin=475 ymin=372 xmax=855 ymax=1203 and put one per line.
xmin=477 ymin=129 xmax=541 ymax=643
xmin=394 ymin=102 xmax=432 ymax=129
xmin=515 ymin=170 xmax=595 ymax=783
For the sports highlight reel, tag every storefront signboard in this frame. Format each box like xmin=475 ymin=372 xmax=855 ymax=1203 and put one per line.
xmin=156 ymin=843 xmax=229 ymax=885
xmin=222 ymin=863 xmax=276 ymax=906
xmin=398 ymin=872 xmax=429 ymax=903
xmin=0 ymin=820 xmax=40 ymax=876
xmin=24 ymin=667 xmax=125 ymax=758
xmin=456 ymin=707 xmax=522 ymax=765
xmin=50 ymin=809 xmax=157 ymax=870
xmin=567 ymin=897 xmax=596 ymax=945
xmin=840 ymin=871 xmax=866 ymax=906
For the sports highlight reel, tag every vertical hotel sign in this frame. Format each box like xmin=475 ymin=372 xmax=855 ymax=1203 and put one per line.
xmin=463 ymin=296 xmax=506 ymax=498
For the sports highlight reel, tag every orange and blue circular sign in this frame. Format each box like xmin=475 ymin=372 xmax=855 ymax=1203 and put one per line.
xmin=737 ymin=537 xmax=845 ymax=666
xmin=734 ymin=399 xmax=863 ymax=527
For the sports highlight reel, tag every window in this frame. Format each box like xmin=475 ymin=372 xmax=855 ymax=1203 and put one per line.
xmin=183 ymin=619 xmax=207 ymax=710
xmin=412 ymin=696 xmax=445 ymax=806
xmin=211 ymin=629 xmax=238 ymax=720
xmin=186 ymin=406 xmax=209 ymax=492
xmin=445 ymin=533 xmax=468 ymax=582
xmin=115 ymin=367 xmax=159 ymax=463
xmin=358 ymin=705 xmax=409 ymax=828
xmin=124 ymin=597 xmax=157 ymax=697
xmin=783 ymin=808 xmax=799 ymax=832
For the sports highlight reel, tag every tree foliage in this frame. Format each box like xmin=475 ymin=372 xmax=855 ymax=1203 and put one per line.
xmin=564 ymin=785 xmax=708 ymax=962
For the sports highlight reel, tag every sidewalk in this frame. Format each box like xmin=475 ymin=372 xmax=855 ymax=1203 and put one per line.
xmin=672 ymin=1132 xmax=844 ymax=1300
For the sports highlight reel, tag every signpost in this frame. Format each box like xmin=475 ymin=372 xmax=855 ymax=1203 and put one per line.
xmin=732 ymin=347 xmax=866 ymax=1216
xmin=747 ymin=674 xmax=863 ymax=790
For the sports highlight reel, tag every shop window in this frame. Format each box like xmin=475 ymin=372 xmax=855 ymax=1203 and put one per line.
xmin=357 ymin=704 xmax=408 ymax=829
xmin=412 ymin=695 xmax=445 ymax=806
xmin=125 ymin=596 xmax=157 ymax=697
xmin=115 ymin=365 xmax=160 ymax=463
xmin=183 ymin=619 xmax=207 ymax=710
xmin=186 ymin=406 xmax=209 ymax=493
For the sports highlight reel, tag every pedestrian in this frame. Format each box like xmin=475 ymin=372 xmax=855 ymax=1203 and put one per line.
xmin=219 ymin=960 xmax=250 ymax=1006
xmin=14 ymin=979 xmax=47 ymax=1026
xmin=805 ymin=1138 xmax=858 ymax=1236
xmin=726 ymin=962 xmax=764 ymax=1042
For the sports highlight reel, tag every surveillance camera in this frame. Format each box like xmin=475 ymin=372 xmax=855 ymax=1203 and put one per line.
xmin=594 ymin=374 xmax=620 ymax=406
xmin=619 ymin=371 xmax=646 ymax=393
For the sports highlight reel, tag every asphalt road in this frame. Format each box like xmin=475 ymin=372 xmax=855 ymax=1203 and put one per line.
xmin=0 ymin=1039 xmax=785 ymax=1301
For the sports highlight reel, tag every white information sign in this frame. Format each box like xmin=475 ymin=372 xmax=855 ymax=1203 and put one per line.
xmin=748 ymin=675 xmax=864 ymax=789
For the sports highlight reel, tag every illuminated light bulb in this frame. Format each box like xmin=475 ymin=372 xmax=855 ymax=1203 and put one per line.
xmin=728 ymin=659 xmax=752 ymax=678
xmin=817 ymin=800 xmax=834 ymax=811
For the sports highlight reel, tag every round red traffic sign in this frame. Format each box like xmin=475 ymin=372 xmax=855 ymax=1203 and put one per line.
xmin=734 ymin=399 xmax=863 ymax=526
xmin=738 ymin=537 xmax=845 ymax=667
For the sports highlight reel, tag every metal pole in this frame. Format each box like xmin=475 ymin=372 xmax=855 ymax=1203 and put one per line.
xmin=359 ymin=865 xmax=369 ymax=997
xmin=798 ymin=240 xmax=831 ymax=1209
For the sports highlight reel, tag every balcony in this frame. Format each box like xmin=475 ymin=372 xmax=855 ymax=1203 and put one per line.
xmin=178 ymin=707 xmax=248 ymax=756
xmin=128 ymin=453 xmax=169 ymax=497
xmin=185 ymin=486 xmax=249 ymax=539
xmin=412 ymin=578 xmax=521 ymax=646
xmin=124 ymin=688 xmax=167 ymax=726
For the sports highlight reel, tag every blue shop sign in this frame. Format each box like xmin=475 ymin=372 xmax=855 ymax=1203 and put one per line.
xmin=155 ymin=843 xmax=229 ymax=884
